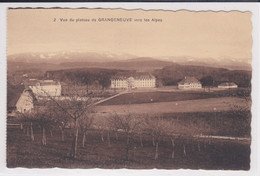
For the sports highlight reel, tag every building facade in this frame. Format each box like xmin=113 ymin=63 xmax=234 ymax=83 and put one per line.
xmin=16 ymin=89 xmax=35 ymax=113
xmin=218 ymin=82 xmax=238 ymax=89
xmin=28 ymin=80 xmax=62 ymax=97
xmin=178 ymin=76 xmax=202 ymax=89
xmin=111 ymin=72 xmax=156 ymax=89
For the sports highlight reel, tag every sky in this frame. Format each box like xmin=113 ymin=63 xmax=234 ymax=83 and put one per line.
xmin=7 ymin=9 xmax=252 ymax=62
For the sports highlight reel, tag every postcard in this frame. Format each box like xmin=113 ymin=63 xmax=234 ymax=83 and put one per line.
xmin=1 ymin=3 xmax=259 ymax=176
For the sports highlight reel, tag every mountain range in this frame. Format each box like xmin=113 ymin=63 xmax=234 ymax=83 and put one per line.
xmin=7 ymin=51 xmax=251 ymax=72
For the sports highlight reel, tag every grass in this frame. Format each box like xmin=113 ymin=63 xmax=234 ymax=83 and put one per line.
xmin=99 ymin=88 xmax=250 ymax=106
xmin=94 ymin=97 xmax=249 ymax=115
xmin=7 ymin=126 xmax=250 ymax=169
xmin=161 ymin=111 xmax=251 ymax=138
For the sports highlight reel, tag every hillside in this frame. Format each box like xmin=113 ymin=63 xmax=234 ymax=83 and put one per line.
xmin=153 ymin=64 xmax=251 ymax=87
xmin=45 ymin=68 xmax=130 ymax=89
xmin=7 ymin=51 xmax=251 ymax=88
xmin=59 ymin=57 xmax=173 ymax=71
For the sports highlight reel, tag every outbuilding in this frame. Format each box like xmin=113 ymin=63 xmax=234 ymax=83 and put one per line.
xmin=218 ymin=82 xmax=238 ymax=89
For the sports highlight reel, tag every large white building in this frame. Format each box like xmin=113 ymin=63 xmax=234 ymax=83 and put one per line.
xmin=111 ymin=72 xmax=156 ymax=89
xmin=28 ymin=80 xmax=62 ymax=97
xmin=178 ymin=76 xmax=202 ymax=89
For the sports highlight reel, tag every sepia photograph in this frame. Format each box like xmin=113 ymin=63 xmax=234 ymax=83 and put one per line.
xmin=6 ymin=8 xmax=252 ymax=170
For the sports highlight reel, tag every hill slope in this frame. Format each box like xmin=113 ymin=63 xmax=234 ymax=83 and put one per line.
xmin=153 ymin=64 xmax=251 ymax=87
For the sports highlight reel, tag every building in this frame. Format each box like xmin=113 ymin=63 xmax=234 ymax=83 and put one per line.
xmin=178 ymin=76 xmax=202 ymax=89
xmin=16 ymin=89 xmax=35 ymax=113
xmin=27 ymin=80 xmax=62 ymax=97
xmin=218 ymin=82 xmax=238 ymax=89
xmin=7 ymin=84 xmax=25 ymax=114
xmin=111 ymin=72 xmax=156 ymax=89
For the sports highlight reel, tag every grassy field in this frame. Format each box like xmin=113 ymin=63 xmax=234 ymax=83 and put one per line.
xmin=161 ymin=111 xmax=251 ymax=137
xmin=99 ymin=88 xmax=250 ymax=106
xmin=7 ymin=126 xmax=250 ymax=169
xmin=94 ymin=97 xmax=249 ymax=115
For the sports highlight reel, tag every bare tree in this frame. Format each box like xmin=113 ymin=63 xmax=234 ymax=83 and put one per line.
xmin=134 ymin=114 xmax=147 ymax=148
xmin=93 ymin=116 xmax=108 ymax=143
xmin=55 ymin=97 xmax=94 ymax=159
xmin=145 ymin=115 xmax=172 ymax=160
xmin=31 ymin=85 xmax=94 ymax=159
xmin=79 ymin=113 xmax=94 ymax=148
xmin=110 ymin=113 xmax=141 ymax=160
xmin=17 ymin=111 xmax=36 ymax=141
xmin=34 ymin=104 xmax=56 ymax=146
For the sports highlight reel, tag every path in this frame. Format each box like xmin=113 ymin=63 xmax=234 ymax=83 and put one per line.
xmin=93 ymin=90 xmax=129 ymax=106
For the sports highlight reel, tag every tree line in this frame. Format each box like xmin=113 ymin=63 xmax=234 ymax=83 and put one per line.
xmin=153 ymin=65 xmax=251 ymax=87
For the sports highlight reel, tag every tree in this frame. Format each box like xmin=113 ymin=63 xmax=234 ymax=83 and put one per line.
xmin=79 ymin=113 xmax=94 ymax=148
xmin=200 ymin=76 xmax=214 ymax=91
xmin=55 ymin=96 xmax=94 ymax=159
xmin=31 ymin=85 xmax=94 ymax=159
xmin=49 ymin=104 xmax=72 ymax=142
xmin=227 ymin=88 xmax=251 ymax=136
xmin=93 ymin=117 xmax=107 ymax=143
xmin=98 ymin=74 xmax=111 ymax=90
xmin=135 ymin=114 xmax=147 ymax=148
xmin=34 ymin=103 xmax=56 ymax=146
xmin=144 ymin=115 xmax=172 ymax=160
xmin=17 ymin=111 xmax=36 ymax=141
xmin=110 ymin=113 xmax=141 ymax=160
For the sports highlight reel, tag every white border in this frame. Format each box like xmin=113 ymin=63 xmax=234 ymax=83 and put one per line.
xmin=0 ymin=2 xmax=259 ymax=176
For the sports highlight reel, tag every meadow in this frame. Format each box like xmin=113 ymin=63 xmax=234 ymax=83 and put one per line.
xmin=99 ymin=88 xmax=249 ymax=106
xmin=95 ymin=97 xmax=248 ymax=114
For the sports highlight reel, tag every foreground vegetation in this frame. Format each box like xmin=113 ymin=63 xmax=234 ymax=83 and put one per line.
xmin=6 ymin=84 xmax=251 ymax=169
xmin=7 ymin=102 xmax=251 ymax=169
xmin=7 ymin=124 xmax=250 ymax=169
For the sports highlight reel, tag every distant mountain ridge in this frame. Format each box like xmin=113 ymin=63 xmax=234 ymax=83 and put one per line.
xmin=7 ymin=51 xmax=251 ymax=71
xmin=7 ymin=51 xmax=136 ymax=64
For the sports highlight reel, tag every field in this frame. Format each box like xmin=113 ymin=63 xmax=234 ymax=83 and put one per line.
xmin=95 ymin=97 xmax=248 ymax=115
xmin=7 ymin=88 xmax=251 ymax=169
xmin=7 ymin=126 xmax=250 ymax=170
xmin=99 ymin=89 xmax=249 ymax=106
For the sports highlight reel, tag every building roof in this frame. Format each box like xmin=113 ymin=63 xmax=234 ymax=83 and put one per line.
xmin=7 ymin=83 xmax=25 ymax=108
xmin=218 ymin=82 xmax=237 ymax=87
xmin=178 ymin=76 xmax=201 ymax=85
xmin=111 ymin=72 xmax=155 ymax=80
xmin=19 ymin=89 xmax=37 ymax=103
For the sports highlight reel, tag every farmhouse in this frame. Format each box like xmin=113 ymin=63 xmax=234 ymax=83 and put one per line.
xmin=27 ymin=80 xmax=62 ymax=97
xmin=111 ymin=72 xmax=156 ymax=89
xmin=218 ymin=82 xmax=238 ymax=89
xmin=16 ymin=89 xmax=36 ymax=113
xmin=178 ymin=76 xmax=202 ymax=89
